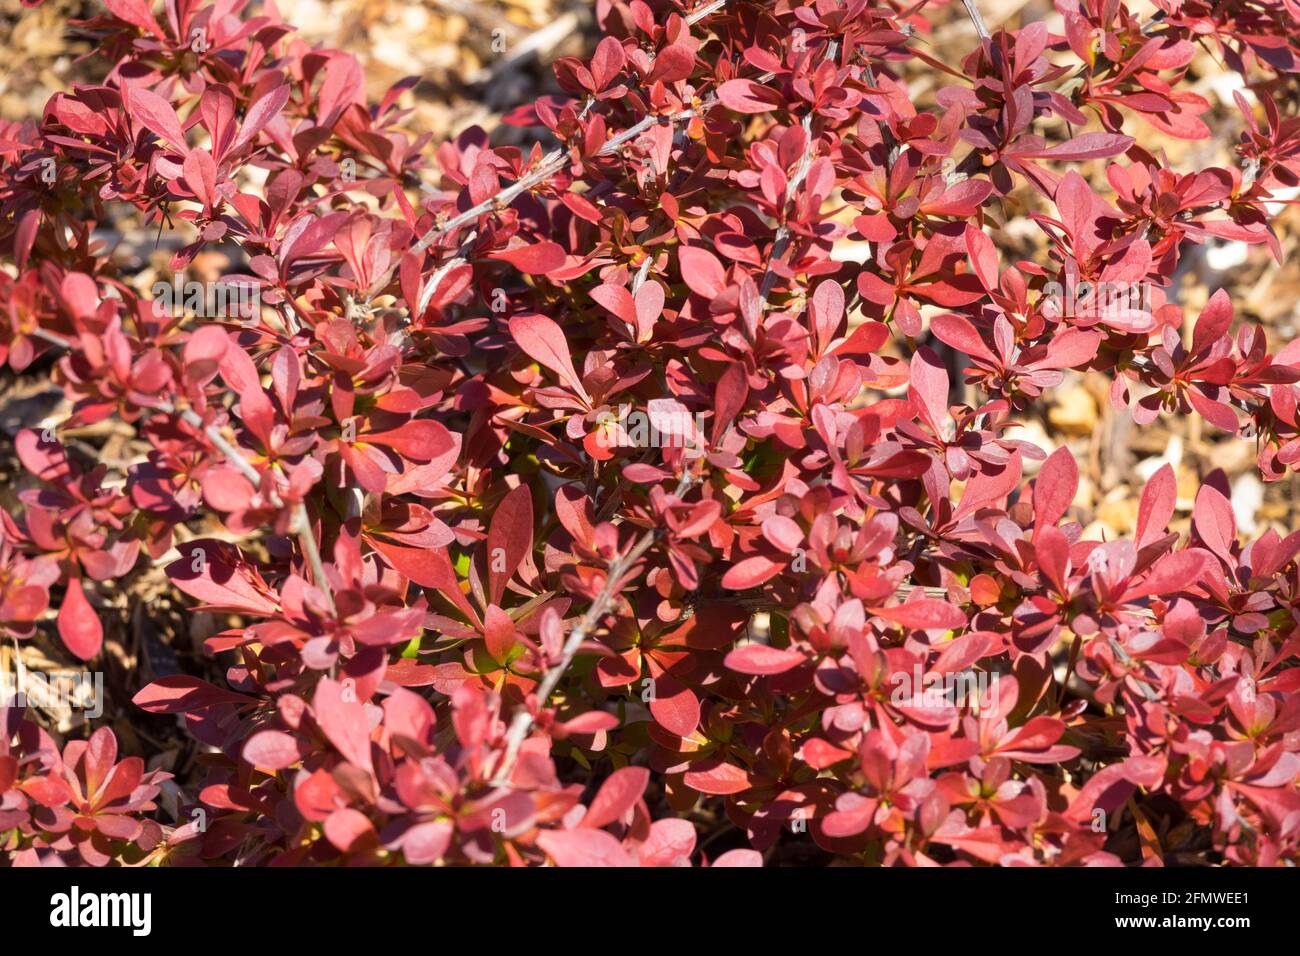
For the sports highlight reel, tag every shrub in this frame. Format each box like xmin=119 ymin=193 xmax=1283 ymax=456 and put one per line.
xmin=1 ymin=0 xmax=1300 ymax=866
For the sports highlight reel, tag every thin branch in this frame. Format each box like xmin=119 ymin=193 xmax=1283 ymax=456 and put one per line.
xmin=492 ymin=472 xmax=695 ymax=784
xmin=361 ymin=0 xmax=733 ymax=304
xmin=30 ymin=328 xmax=74 ymax=349
xmin=294 ymin=501 xmax=335 ymax=612
xmin=416 ymin=229 xmax=478 ymax=316
xmin=759 ymin=41 xmax=839 ymax=307
xmin=37 ymin=313 xmax=353 ymax=622
xmin=156 ymin=400 xmax=336 ymax=607
xmin=163 ymin=402 xmax=269 ymax=494
xmin=961 ymin=0 xmax=991 ymax=42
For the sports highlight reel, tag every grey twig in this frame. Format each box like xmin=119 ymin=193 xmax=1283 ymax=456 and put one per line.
xmin=293 ymin=501 xmax=335 ymax=613
xmin=492 ymin=472 xmax=695 ymax=785
xmin=961 ymin=0 xmax=991 ymax=41
xmin=362 ymin=0 xmax=733 ymax=304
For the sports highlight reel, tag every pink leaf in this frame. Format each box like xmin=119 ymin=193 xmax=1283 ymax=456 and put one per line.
xmin=582 ymin=766 xmax=649 ymax=829
xmin=724 ymin=644 xmax=806 ymax=675
xmin=910 ymin=347 xmax=950 ymax=430
xmin=537 ymin=828 xmax=634 ymax=867
xmin=57 ymin=577 xmax=102 ymax=661
xmin=868 ymin=598 xmax=966 ymax=631
xmin=508 ymin=313 xmax=588 ymax=399
xmin=243 ymin=730 xmax=304 ymax=770
xmin=324 ymin=808 xmax=376 ymax=853
xmin=712 ymin=848 xmax=763 ymax=867
xmin=717 ymin=79 xmax=780 ymax=113
xmin=127 ymin=85 xmax=188 ymax=151
xmin=314 ymin=677 xmax=374 ymax=773
xmin=679 ymin=246 xmax=727 ymax=298
xmin=491 ymin=242 xmax=566 ymax=275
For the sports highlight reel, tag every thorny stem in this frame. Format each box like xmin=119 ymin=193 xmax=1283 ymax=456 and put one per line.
xmin=492 ymin=472 xmax=696 ymax=785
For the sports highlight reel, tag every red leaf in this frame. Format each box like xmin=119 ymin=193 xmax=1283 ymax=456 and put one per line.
xmin=1033 ymin=446 xmax=1078 ymax=534
xmin=483 ymin=605 xmax=520 ymax=662
xmin=57 ymin=577 xmax=102 ymax=661
xmin=1136 ymin=463 xmax=1176 ymax=548
xmin=181 ymin=148 xmax=218 ymax=206
xmin=724 ymin=644 xmax=806 ymax=675
xmin=132 ymin=676 xmax=254 ymax=714
xmin=683 ymin=758 xmax=750 ymax=795
xmin=363 ymin=420 xmax=452 ymax=460
xmin=910 ymin=347 xmax=949 ymax=429
xmin=648 ymin=43 xmax=696 ymax=84
xmin=721 ymin=555 xmax=785 ymax=589
xmin=1017 ymin=132 xmax=1133 ymax=161
xmin=582 ymin=766 xmax=649 ymax=829
xmin=637 ymin=818 xmax=697 ymax=866
xmin=491 ymin=242 xmax=566 ymax=275
xmin=537 ymin=828 xmax=633 ymax=867
xmin=486 ymin=483 xmax=534 ymax=606
xmin=679 ymin=246 xmax=727 ymax=298
xmin=103 ymin=0 xmax=164 ymax=36
xmin=964 ymin=224 xmax=999 ymax=290
xmin=1192 ymin=484 xmax=1236 ymax=565
xmin=868 ymin=598 xmax=966 ymax=631
xmin=649 ymin=675 xmax=700 ymax=737
xmin=59 ymin=272 xmax=99 ymax=320
xmin=508 ymin=312 xmax=588 ymax=399
xmin=809 ymin=279 xmax=844 ymax=355
xmin=127 ymin=85 xmax=188 ymax=151
xmin=761 ymin=515 xmax=803 ymax=553
xmin=313 ymin=677 xmax=373 ymax=773
xmin=590 ymin=283 xmax=635 ymax=325
xmin=953 ymin=453 xmax=1023 ymax=520
xmin=930 ymin=313 xmax=996 ymax=364
xmin=231 ymin=85 xmax=290 ymax=155
xmin=166 ymin=542 xmax=280 ymax=617
xmin=590 ymin=36 xmax=626 ymax=90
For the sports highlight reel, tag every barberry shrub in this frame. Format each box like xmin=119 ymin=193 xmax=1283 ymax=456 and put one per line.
xmin=1 ymin=0 xmax=1300 ymax=867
